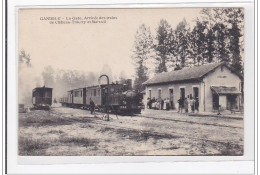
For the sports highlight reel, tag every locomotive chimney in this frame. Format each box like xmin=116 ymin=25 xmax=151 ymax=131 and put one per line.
xmin=126 ymin=79 xmax=132 ymax=90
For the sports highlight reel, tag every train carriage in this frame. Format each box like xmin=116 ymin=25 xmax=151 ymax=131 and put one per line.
xmin=72 ymin=88 xmax=85 ymax=107
xmin=68 ymin=90 xmax=73 ymax=104
xmin=86 ymin=86 xmax=102 ymax=106
xmin=32 ymin=86 xmax=53 ymax=109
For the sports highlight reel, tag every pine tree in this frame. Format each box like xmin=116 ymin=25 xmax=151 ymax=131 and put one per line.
xmin=167 ymin=28 xmax=178 ymax=70
xmin=228 ymin=22 xmax=242 ymax=72
xmin=224 ymin=8 xmax=244 ymax=73
xmin=212 ymin=23 xmax=229 ymax=62
xmin=132 ymin=24 xmax=154 ymax=92
xmin=154 ymin=19 xmax=173 ymax=73
xmin=204 ymin=26 xmax=214 ymax=63
xmin=200 ymin=8 xmax=244 ymax=73
xmin=191 ymin=20 xmax=207 ymax=65
xmin=174 ymin=18 xmax=192 ymax=68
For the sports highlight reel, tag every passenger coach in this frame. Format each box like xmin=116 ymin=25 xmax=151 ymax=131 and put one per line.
xmin=32 ymin=86 xmax=53 ymax=109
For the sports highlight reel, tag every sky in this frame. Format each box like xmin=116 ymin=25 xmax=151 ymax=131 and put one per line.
xmin=19 ymin=8 xmax=202 ymax=80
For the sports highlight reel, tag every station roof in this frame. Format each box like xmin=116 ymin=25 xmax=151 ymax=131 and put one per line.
xmin=143 ymin=62 xmax=241 ymax=85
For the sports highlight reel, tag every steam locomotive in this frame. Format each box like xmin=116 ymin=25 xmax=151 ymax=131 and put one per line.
xmin=59 ymin=79 xmax=142 ymax=115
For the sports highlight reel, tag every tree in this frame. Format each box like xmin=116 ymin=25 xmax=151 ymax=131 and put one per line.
xmin=154 ymin=19 xmax=173 ymax=73
xmin=174 ymin=18 xmax=192 ymax=68
xmin=200 ymin=8 xmax=244 ymax=73
xmin=19 ymin=50 xmax=31 ymax=68
xmin=228 ymin=22 xmax=242 ymax=72
xmin=224 ymin=8 xmax=244 ymax=73
xmin=132 ymin=24 xmax=154 ymax=91
xmin=190 ymin=20 xmax=207 ymax=65
xmin=212 ymin=23 xmax=229 ymax=62
xmin=204 ymin=26 xmax=214 ymax=63
xmin=18 ymin=50 xmax=32 ymax=105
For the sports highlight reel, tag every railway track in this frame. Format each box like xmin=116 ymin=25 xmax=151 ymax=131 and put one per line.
xmin=53 ymin=106 xmax=242 ymax=129
xmin=138 ymin=114 xmax=243 ymax=129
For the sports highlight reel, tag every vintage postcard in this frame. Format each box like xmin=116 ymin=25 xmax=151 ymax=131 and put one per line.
xmin=18 ymin=8 xmax=244 ymax=156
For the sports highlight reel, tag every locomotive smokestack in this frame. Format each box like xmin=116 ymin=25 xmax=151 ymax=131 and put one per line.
xmin=126 ymin=79 xmax=132 ymax=90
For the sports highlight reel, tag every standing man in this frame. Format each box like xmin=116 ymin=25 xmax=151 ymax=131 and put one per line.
xmin=190 ymin=97 xmax=195 ymax=113
xmin=90 ymin=98 xmax=95 ymax=114
xmin=178 ymin=98 xmax=183 ymax=113
xmin=184 ymin=98 xmax=189 ymax=113
xmin=195 ymin=97 xmax=199 ymax=113
xmin=161 ymin=98 xmax=164 ymax=110
xmin=147 ymin=98 xmax=151 ymax=109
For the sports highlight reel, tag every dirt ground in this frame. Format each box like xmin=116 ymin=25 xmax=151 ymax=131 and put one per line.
xmin=18 ymin=106 xmax=243 ymax=156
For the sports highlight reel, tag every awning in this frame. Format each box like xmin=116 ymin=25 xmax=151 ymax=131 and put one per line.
xmin=211 ymin=86 xmax=241 ymax=95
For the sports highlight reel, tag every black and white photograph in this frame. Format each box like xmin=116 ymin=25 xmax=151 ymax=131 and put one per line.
xmin=18 ymin=7 xmax=245 ymax=156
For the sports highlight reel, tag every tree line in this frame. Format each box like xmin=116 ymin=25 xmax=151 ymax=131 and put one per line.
xmin=132 ymin=8 xmax=244 ymax=92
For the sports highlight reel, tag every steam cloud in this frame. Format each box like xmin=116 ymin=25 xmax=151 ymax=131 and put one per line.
xmin=19 ymin=63 xmax=129 ymax=106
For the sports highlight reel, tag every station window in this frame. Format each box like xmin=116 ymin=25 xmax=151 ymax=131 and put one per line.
xmin=94 ymin=89 xmax=97 ymax=96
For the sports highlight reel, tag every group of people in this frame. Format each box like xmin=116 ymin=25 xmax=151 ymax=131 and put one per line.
xmin=147 ymin=97 xmax=171 ymax=110
xmin=147 ymin=96 xmax=199 ymax=113
xmin=178 ymin=97 xmax=199 ymax=113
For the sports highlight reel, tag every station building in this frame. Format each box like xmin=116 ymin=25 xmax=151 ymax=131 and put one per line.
xmin=143 ymin=62 xmax=243 ymax=112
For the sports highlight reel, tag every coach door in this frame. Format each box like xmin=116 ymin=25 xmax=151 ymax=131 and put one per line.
xmin=70 ymin=92 xmax=73 ymax=104
xmin=83 ymin=88 xmax=86 ymax=105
